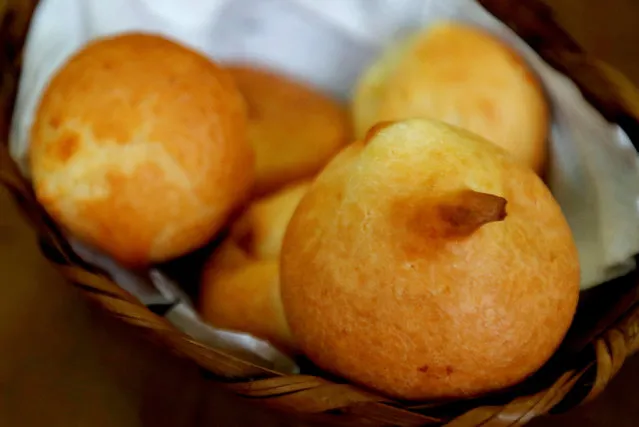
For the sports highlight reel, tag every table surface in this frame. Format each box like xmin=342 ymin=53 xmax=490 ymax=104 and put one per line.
xmin=1 ymin=0 xmax=638 ymax=426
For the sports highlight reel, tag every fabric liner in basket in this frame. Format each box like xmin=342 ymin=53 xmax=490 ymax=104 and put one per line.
xmin=2 ymin=0 xmax=639 ymax=426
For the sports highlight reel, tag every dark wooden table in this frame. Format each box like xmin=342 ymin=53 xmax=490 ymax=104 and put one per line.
xmin=1 ymin=0 xmax=638 ymax=425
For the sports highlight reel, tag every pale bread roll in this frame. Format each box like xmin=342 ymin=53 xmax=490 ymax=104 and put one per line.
xmin=29 ymin=33 xmax=254 ymax=266
xmin=281 ymin=119 xmax=579 ymax=400
xmin=224 ymin=65 xmax=351 ymax=195
xmin=200 ymin=181 xmax=311 ymax=352
xmin=353 ymin=22 xmax=549 ymax=174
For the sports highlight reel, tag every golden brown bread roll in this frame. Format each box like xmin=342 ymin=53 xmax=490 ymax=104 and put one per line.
xmin=200 ymin=181 xmax=311 ymax=352
xmin=353 ymin=22 xmax=549 ymax=174
xmin=224 ymin=64 xmax=351 ymax=195
xmin=230 ymin=180 xmax=312 ymax=259
xmin=281 ymin=119 xmax=579 ymax=400
xmin=200 ymin=241 xmax=295 ymax=351
xmin=29 ymin=33 xmax=254 ymax=266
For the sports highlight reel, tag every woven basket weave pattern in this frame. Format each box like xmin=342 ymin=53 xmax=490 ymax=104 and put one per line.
xmin=2 ymin=0 xmax=639 ymax=425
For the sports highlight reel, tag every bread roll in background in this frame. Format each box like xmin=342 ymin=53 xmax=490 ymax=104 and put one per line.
xmin=353 ymin=22 xmax=549 ymax=174
xmin=200 ymin=181 xmax=311 ymax=352
xmin=200 ymin=241 xmax=295 ymax=351
xmin=230 ymin=180 xmax=312 ymax=259
xmin=29 ymin=33 xmax=254 ymax=266
xmin=281 ymin=119 xmax=579 ymax=400
xmin=224 ymin=65 xmax=351 ymax=195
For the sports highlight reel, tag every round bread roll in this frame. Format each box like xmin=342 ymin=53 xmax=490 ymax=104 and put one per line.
xmin=353 ymin=22 xmax=549 ymax=174
xmin=224 ymin=64 xmax=351 ymax=195
xmin=281 ymin=119 xmax=579 ymax=400
xmin=29 ymin=33 xmax=254 ymax=266
xmin=200 ymin=180 xmax=310 ymax=352
xmin=200 ymin=241 xmax=296 ymax=352
xmin=230 ymin=180 xmax=312 ymax=259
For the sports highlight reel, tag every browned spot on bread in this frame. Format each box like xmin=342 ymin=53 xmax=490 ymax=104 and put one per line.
xmin=437 ymin=190 xmax=507 ymax=237
xmin=102 ymin=59 xmax=115 ymax=70
xmin=75 ymin=162 xmax=169 ymax=267
xmin=524 ymin=70 xmax=540 ymax=86
xmin=91 ymin=111 xmax=136 ymax=144
xmin=48 ymin=115 xmax=62 ymax=129
xmin=417 ymin=364 xmax=454 ymax=377
xmin=478 ymin=98 xmax=497 ymax=122
xmin=363 ymin=120 xmax=396 ymax=145
xmin=50 ymin=130 xmax=80 ymax=162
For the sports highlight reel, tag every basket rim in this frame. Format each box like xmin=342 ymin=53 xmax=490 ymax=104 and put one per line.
xmin=2 ymin=0 xmax=639 ymax=425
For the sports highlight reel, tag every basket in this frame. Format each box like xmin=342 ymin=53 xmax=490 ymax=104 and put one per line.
xmin=2 ymin=0 xmax=639 ymax=425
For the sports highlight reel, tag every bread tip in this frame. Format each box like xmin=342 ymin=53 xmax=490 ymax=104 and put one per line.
xmin=438 ymin=190 xmax=507 ymax=237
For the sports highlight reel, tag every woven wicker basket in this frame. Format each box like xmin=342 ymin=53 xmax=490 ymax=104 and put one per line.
xmin=2 ymin=0 xmax=639 ymax=426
